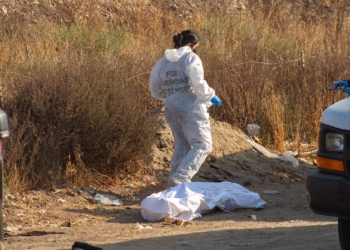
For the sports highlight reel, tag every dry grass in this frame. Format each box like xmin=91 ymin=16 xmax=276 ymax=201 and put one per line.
xmin=0 ymin=0 xmax=349 ymax=188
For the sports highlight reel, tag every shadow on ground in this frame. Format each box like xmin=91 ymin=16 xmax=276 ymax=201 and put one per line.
xmin=59 ymin=223 xmax=340 ymax=250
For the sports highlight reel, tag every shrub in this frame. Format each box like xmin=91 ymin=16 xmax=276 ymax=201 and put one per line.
xmin=3 ymin=54 xmax=156 ymax=189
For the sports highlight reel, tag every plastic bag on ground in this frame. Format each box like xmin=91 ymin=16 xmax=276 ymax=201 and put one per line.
xmin=247 ymin=124 xmax=260 ymax=137
xmin=281 ymin=151 xmax=299 ymax=168
xmin=94 ymin=193 xmax=123 ymax=206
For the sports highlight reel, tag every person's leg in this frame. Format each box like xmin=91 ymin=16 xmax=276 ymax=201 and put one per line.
xmin=165 ymin=111 xmax=191 ymax=187
xmin=170 ymin=108 xmax=212 ymax=183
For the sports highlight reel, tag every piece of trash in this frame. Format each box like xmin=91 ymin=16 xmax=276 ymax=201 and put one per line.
xmin=247 ymin=124 xmax=261 ymax=143
xmin=72 ymin=241 xmax=102 ymax=250
xmin=78 ymin=218 xmax=89 ymax=223
xmin=136 ymin=222 xmax=153 ymax=230
xmin=247 ymin=124 xmax=260 ymax=137
xmin=247 ymin=139 xmax=299 ymax=168
xmin=277 ymin=172 xmax=288 ymax=179
xmin=94 ymin=193 xmax=123 ymax=206
xmin=282 ymin=151 xmax=299 ymax=168
xmin=53 ymin=189 xmax=66 ymax=194
xmin=62 ymin=220 xmax=74 ymax=228
xmin=2 ymin=7 xmax=7 ymax=15
xmin=254 ymin=137 xmax=261 ymax=143
xmin=84 ymin=205 xmax=95 ymax=211
xmin=83 ymin=187 xmax=96 ymax=195
xmin=57 ymin=198 xmax=66 ymax=203
xmin=263 ymin=190 xmax=280 ymax=195
xmin=4 ymin=226 xmax=19 ymax=232
xmin=250 ymin=215 xmax=257 ymax=221
xmin=300 ymin=157 xmax=310 ymax=163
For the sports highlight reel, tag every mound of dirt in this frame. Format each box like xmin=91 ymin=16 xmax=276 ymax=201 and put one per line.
xmin=149 ymin=105 xmax=316 ymax=189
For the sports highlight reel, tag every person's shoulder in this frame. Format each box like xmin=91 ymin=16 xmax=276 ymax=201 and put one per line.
xmin=188 ymin=50 xmax=200 ymax=59
xmin=158 ymin=55 xmax=167 ymax=62
xmin=186 ymin=51 xmax=202 ymax=65
xmin=154 ymin=56 xmax=167 ymax=66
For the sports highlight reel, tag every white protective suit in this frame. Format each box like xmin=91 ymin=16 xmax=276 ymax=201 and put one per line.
xmin=149 ymin=46 xmax=216 ymax=186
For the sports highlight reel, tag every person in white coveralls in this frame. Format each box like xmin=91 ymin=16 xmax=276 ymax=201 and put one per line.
xmin=149 ymin=30 xmax=222 ymax=187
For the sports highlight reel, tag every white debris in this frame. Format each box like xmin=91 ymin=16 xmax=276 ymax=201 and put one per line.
xmin=136 ymin=222 xmax=153 ymax=230
xmin=248 ymin=139 xmax=299 ymax=168
xmin=94 ymin=194 xmax=123 ymax=206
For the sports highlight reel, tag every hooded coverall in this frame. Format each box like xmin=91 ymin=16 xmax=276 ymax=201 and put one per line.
xmin=149 ymin=46 xmax=216 ymax=187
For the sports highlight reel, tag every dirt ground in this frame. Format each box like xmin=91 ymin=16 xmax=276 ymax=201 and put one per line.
xmin=2 ymin=106 xmax=341 ymax=250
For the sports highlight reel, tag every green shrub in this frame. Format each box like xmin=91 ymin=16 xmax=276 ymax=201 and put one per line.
xmin=55 ymin=25 xmax=126 ymax=55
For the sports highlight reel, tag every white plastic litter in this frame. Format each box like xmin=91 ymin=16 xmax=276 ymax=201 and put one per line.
xmin=141 ymin=182 xmax=266 ymax=222
xmin=263 ymin=190 xmax=280 ymax=195
xmin=136 ymin=222 xmax=153 ymax=230
xmin=94 ymin=194 xmax=124 ymax=206
xmin=57 ymin=198 xmax=66 ymax=203
xmin=248 ymin=139 xmax=299 ymax=168
xmin=281 ymin=151 xmax=299 ymax=168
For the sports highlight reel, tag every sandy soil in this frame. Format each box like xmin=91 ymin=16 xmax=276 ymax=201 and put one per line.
xmin=3 ymin=107 xmax=341 ymax=250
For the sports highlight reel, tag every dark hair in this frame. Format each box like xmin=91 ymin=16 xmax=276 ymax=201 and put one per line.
xmin=173 ymin=30 xmax=200 ymax=49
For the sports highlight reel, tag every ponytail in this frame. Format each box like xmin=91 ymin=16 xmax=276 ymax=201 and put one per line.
xmin=173 ymin=33 xmax=183 ymax=49
xmin=172 ymin=30 xmax=199 ymax=49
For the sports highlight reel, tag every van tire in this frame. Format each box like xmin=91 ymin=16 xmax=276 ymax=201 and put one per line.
xmin=339 ymin=218 xmax=350 ymax=250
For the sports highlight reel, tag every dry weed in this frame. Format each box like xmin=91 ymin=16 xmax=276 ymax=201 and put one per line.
xmin=1 ymin=1 xmax=350 ymax=189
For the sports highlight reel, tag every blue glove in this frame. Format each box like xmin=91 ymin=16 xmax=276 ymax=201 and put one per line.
xmin=343 ymin=88 xmax=350 ymax=96
xmin=334 ymin=80 xmax=349 ymax=89
xmin=210 ymin=95 xmax=222 ymax=108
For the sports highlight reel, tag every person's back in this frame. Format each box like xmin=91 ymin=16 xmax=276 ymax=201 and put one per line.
xmin=163 ymin=46 xmax=213 ymax=114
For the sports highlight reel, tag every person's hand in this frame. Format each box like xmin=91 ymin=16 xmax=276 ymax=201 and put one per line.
xmin=334 ymin=80 xmax=349 ymax=89
xmin=211 ymin=95 xmax=222 ymax=108
xmin=343 ymin=88 xmax=350 ymax=96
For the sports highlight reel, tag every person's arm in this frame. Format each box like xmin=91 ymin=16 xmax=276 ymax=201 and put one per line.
xmin=334 ymin=79 xmax=350 ymax=89
xmin=186 ymin=54 xmax=215 ymax=102
xmin=149 ymin=58 xmax=166 ymax=102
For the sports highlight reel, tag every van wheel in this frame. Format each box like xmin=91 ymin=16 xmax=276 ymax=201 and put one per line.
xmin=339 ymin=218 xmax=350 ymax=250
